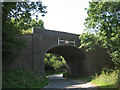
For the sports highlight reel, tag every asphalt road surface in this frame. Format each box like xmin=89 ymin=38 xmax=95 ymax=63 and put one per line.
xmin=42 ymin=74 xmax=98 ymax=89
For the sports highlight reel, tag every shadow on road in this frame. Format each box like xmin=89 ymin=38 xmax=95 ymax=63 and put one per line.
xmin=42 ymin=74 xmax=100 ymax=89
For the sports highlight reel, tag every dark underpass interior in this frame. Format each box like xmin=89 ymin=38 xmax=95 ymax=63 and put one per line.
xmin=46 ymin=45 xmax=87 ymax=77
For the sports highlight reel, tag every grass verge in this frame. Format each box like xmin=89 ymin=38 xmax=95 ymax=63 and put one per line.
xmin=90 ymin=68 xmax=119 ymax=88
xmin=63 ymin=68 xmax=119 ymax=88
xmin=3 ymin=69 xmax=49 ymax=88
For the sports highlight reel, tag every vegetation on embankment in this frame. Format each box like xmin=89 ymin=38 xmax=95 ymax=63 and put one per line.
xmin=79 ymin=1 xmax=120 ymax=88
xmin=63 ymin=67 xmax=119 ymax=88
xmin=2 ymin=2 xmax=48 ymax=88
xmin=3 ymin=69 xmax=49 ymax=88
xmin=91 ymin=68 xmax=119 ymax=88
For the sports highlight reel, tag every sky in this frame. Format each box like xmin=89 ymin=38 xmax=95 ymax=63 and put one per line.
xmin=32 ymin=0 xmax=92 ymax=34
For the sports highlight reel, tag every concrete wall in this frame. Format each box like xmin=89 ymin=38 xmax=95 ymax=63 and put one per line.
xmin=85 ymin=48 xmax=114 ymax=75
xmin=6 ymin=28 xmax=114 ymax=77
xmin=8 ymin=34 xmax=33 ymax=71
xmin=33 ymin=29 xmax=46 ymax=76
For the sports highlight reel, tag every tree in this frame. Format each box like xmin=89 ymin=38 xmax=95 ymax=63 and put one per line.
xmin=79 ymin=1 xmax=120 ymax=87
xmin=45 ymin=53 xmax=66 ymax=71
xmin=30 ymin=19 xmax=45 ymax=28
xmin=80 ymin=1 xmax=120 ymax=66
xmin=2 ymin=2 xmax=47 ymax=64
xmin=12 ymin=19 xmax=45 ymax=34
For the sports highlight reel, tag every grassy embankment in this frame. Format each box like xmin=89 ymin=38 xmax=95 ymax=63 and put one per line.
xmin=3 ymin=69 xmax=49 ymax=88
xmin=63 ymin=68 xmax=119 ymax=88
xmin=91 ymin=68 xmax=119 ymax=88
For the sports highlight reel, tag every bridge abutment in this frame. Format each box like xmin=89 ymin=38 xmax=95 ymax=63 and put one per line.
xmin=33 ymin=28 xmax=45 ymax=77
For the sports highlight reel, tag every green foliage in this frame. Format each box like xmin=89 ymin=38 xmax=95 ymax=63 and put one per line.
xmin=79 ymin=32 xmax=100 ymax=51
xmin=91 ymin=67 xmax=119 ymax=88
xmin=45 ymin=53 xmax=66 ymax=71
xmin=2 ymin=70 xmax=49 ymax=88
xmin=80 ymin=1 xmax=120 ymax=66
xmin=2 ymin=2 xmax=47 ymax=64
xmin=2 ymin=19 xmax=26 ymax=64
xmin=84 ymin=2 xmax=120 ymax=33
xmin=2 ymin=2 xmax=47 ymax=30
xmin=80 ymin=1 xmax=120 ymax=86
xmin=30 ymin=19 xmax=45 ymax=29
xmin=21 ymin=28 xmax=33 ymax=34
xmin=46 ymin=69 xmax=66 ymax=76
xmin=21 ymin=19 xmax=45 ymax=34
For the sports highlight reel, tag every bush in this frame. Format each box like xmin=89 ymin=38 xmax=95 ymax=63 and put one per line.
xmin=3 ymin=70 xmax=49 ymax=88
xmin=91 ymin=67 xmax=119 ymax=87
xmin=45 ymin=53 xmax=66 ymax=71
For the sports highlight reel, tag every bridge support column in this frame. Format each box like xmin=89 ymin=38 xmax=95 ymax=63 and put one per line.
xmin=33 ymin=28 xmax=45 ymax=77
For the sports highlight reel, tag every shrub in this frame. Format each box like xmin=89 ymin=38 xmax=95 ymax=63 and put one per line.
xmin=91 ymin=67 xmax=119 ymax=87
xmin=3 ymin=70 xmax=49 ymax=88
xmin=45 ymin=53 xmax=66 ymax=71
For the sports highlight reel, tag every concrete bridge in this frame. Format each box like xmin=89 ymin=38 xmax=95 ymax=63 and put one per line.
xmin=8 ymin=28 xmax=114 ymax=77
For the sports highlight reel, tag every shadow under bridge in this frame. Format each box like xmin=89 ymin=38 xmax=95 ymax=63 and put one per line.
xmin=47 ymin=45 xmax=87 ymax=77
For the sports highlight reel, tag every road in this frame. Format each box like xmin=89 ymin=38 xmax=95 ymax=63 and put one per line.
xmin=42 ymin=74 xmax=98 ymax=89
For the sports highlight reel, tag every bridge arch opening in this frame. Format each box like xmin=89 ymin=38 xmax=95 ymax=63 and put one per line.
xmin=45 ymin=45 xmax=87 ymax=77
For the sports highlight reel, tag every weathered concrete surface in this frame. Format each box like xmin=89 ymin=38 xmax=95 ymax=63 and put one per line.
xmin=33 ymin=28 xmax=87 ymax=77
xmin=32 ymin=28 xmax=113 ymax=76
xmin=33 ymin=29 xmax=45 ymax=76
xmin=85 ymin=48 xmax=114 ymax=75
xmin=7 ymin=28 xmax=114 ymax=77
xmin=8 ymin=34 xmax=33 ymax=71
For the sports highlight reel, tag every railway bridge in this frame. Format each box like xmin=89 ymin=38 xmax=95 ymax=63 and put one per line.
xmin=9 ymin=28 xmax=114 ymax=77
